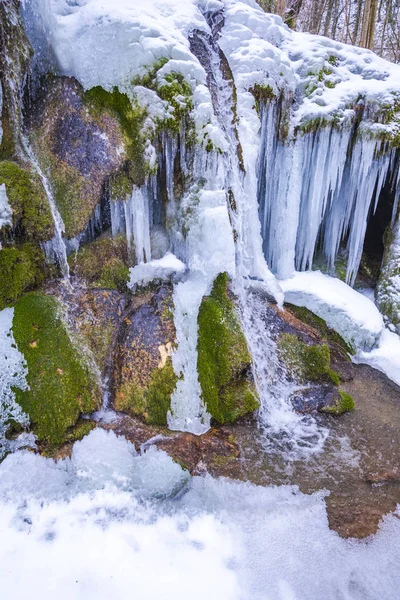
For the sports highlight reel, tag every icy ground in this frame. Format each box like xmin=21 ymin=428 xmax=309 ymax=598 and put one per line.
xmin=0 ymin=428 xmax=399 ymax=600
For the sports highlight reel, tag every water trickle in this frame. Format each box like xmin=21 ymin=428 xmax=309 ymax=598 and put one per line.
xmin=21 ymin=134 xmax=70 ymax=281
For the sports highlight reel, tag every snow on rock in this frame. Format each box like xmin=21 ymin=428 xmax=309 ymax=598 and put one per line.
xmin=21 ymin=0 xmax=400 ymax=136
xmin=281 ymin=271 xmax=384 ymax=351
xmin=128 ymin=252 xmax=186 ymax=290
xmin=0 ymin=184 xmax=13 ymax=230
xmin=355 ymin=329 xmax=400 ymax=387
xmin=0 ymin=308 xmax=29 ymax=459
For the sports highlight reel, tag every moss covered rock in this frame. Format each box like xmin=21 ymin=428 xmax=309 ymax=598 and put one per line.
xmin=13 ymin=293 xmax=101 ymax=447
xmin=320 ymin=390 xmax=355 ymax=416
xmin=113 ymin=285 xmax=178 ymax=425
xmin=28 ymin=77 xmax=126 ymax=238
xmin=278 ymin=332 xmax=340 ymax=385
xmin=69 ymin=235 xmax=129 ymax=291
xmin=0 ymin=243 xmax=47 ymax=310
xmin=197 ymin=273 xmax=259 ymax=424
xmin=0 ymin=161 xmax=54 ymax=241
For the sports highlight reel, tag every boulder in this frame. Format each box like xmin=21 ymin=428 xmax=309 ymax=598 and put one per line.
xmin=113 ymin=285 xmax=178 ymax=425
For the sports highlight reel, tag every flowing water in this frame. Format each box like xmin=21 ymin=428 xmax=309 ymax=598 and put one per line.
xmin=21 ymin=134 xmax=70 ymax=281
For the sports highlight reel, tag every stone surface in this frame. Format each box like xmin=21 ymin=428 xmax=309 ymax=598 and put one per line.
xmin=28 ymin=77 xmax=126 ymax=238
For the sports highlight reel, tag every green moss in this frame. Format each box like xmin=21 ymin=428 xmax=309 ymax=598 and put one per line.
xmin=115 ymin=357 xmax=178 ymax=426
xmin=109 ymin=170 xmax=132 ymax=201
xmin=328 ymin=55 xmax=339 ymax=67
xmin=69 ymin=235 xmax=129 ymax=291
xmin=321 ymin=390 xmax=355 ymax=415
xmin=325 ymin=80 xmax=336 ymax=89
xmin=0 ymin=161 xmax=54 ymax=241
xmin=63 ymin=420 xmax=96 ymax=443
xmin=132 ymin=61 xmax=194 ymax=137
xmin=13 ymin=293 xmax=100 ymax=447
xmin=285 ymin=304 xmax=354 ymax=356
xmin=84 ymin=86 xmax=148 ymax=186
xmin=197 ymin=273 xmax=259 ymax=424
xmin=0 ymin=243 xmax=47 ymax=310
xmin=278 ymin=333 xmax=340 ymax=385
xmin=250 ymin=84 xmax=275 ymax=115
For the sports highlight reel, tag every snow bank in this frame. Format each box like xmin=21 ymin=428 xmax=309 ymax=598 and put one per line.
xmin=0 ymin=308 xmax=29 ymax=459
xmin=281 ymin=271 xmax=384 ymax=351
xmin=128 ymin=252 xmax=186 ymax=289
xmin=0 ymin=429 xmax=400 ymax=599
xmin=356 ymin=329 xmax=400 ymax=387
xmin=0 ymin=184 xmax=12 ymax=230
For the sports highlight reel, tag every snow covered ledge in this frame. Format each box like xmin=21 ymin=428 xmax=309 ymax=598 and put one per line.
xmin=280 ymin=271 xmax=384 ymax=352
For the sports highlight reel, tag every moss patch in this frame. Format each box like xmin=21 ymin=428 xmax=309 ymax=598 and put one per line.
xmin=13 ymin=293 xmax=100 ymax=447
xmin=197 ymin=273 xmax=259 ymax=424
xmin=84 ymin=86 xmax=148 ymax=186
xmin=285 ymin=304 xmax=354 ymax=356
xmin=69 ymin=235 xmax=129 ymax=291
xmin=115 ymin=357 xmax=178 ymax=426
xmin=0 ymin=243 xmax=47 ymax=310
xmin=321 ymin=390 xmax=355 ymax=415
xmin=249 ymin=83 xmax=275 ymax=115
xmin=0 ymin=161 xmax=54 ymax=241
xmin=278 ymin=332 xmax=340 ymax=385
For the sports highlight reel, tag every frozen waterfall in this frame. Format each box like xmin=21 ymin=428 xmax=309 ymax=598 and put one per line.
xmin=258 ymin=102 xmax=398 ymax=285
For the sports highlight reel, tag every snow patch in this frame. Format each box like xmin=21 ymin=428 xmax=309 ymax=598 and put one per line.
xmin=281 ymin=270 xmax=384 ymax=351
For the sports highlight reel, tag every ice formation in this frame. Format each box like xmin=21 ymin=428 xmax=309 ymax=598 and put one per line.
xmin=281 ymin=270 xmax=384 ymax=351
xmin=0 ymin=428 xmax=400 ymax=599
xmin=128 ymin=252 xmax=186 ymax=289
xmin=0 ymin=184 xmax=12 ymax=230
xmin=0 ymin=308 xmax=29 ymax=460
xmin=18 ymin=0 xmax=400 ymax=434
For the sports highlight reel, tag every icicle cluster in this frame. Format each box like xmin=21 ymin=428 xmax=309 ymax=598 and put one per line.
xmin=258 ymin=103 xmax=398 ymax=285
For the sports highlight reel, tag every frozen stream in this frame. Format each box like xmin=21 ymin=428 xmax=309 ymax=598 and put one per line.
xmin=0 ymin=428 xmax=399 ymax=600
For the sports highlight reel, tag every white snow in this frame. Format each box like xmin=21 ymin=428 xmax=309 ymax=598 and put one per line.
xmin=0 ymin=184 xmax=12 ymax=230
xmin=356 ymin=328 xmax=400 ymax=387
xmin=0 ymin=428 xmax=400 ymax=599
xmin=128 ymin=252 xmax=186 ymax=289
xmin=0 ymin=308 xmax=29 ymax=459
xmin=281 ymin=271 xmax=384 ymax=351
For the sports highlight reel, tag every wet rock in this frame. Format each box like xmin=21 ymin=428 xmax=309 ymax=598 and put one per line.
xmin=113 ymin=285 xmax=178 ymax=425
xmin=51 ymin=284 xmax=126 ymax=375
xmin=28 ymin=77 xmax=125 ymax=238
xmin=101 ymin=414 xmax=241 ymax=476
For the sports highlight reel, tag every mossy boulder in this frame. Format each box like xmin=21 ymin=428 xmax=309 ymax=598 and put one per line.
xmin=113 ymin=285 xmax=178 ymax=425
xmin=0 ymin=161 xmax=54 ymax=241
xmin=69 ymin=235 xmax=129 ymax=291
xmin=197 ymin=273 xmax=259 ymax=424
xmin=28 ymin=77 xmax=126 ymax=238
xmin=320 ymin=390 xmax=355 ymax=416
xmin=12 ymin=293 xmax=101 ymax=447
xmin=376 ymin=218 xmax=400 ymax=334
xmin=278 ymin=332 xmax=340 ymax=385
xmin=0 ymin=243 xmax=47 ymax=310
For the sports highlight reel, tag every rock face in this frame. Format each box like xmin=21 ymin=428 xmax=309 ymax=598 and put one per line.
xmin=28 ymin=77 xmax=126 ymax=238
xmin=0 ymin=0 xmax=32 ymax=159
xmin=113 ymin=285 xmax=178 ymax=425
xmin=376 ymin=213 xmax=400 ymax=334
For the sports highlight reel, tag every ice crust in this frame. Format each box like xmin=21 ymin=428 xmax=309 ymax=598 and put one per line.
xmin=128 ymin=252 xmax=186 ymax=289
xmin=0 ymin=308 xmax=29 ymax=459
xmin=281 ymin=271 xmax=384 ymax=351
xmin=0 ymin=428 xmax=400 ymax=599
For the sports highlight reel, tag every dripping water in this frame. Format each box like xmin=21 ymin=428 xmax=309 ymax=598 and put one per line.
xmin=190 ymin=8 xmax=328 ymax=455
xmin=21 ymin=133 xmax=70 ymax=281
